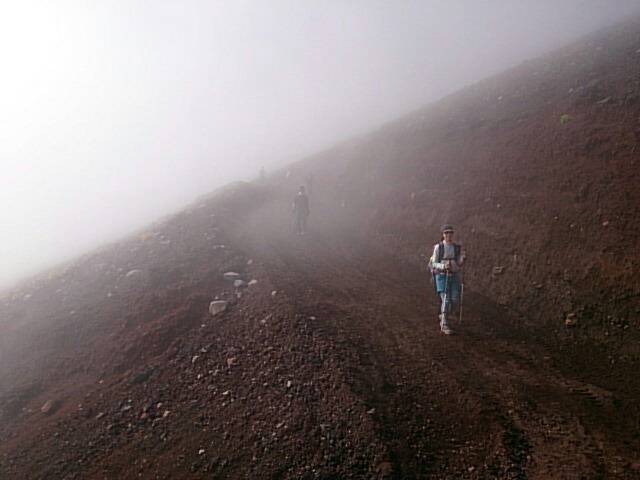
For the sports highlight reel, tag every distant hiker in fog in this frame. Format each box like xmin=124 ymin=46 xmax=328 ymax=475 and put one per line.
xmin=292 ymin=185 xmax=310 ymax=235
xmin=429 ymin=224 xmax=465 ymax=335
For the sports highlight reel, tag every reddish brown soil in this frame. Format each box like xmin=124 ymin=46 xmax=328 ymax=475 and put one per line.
xmin=2 ymin=17 xmax=640 ymax=480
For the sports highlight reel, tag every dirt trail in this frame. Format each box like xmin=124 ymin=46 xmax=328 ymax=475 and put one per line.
xmin=227 ymin=192 xmax=640 ymax=479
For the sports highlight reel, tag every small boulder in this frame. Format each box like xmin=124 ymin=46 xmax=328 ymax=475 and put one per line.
xmin=565 ymin=312 xmax=577 ymax=327
xmin=131 ymin=369 xmax=153 ymax=385
xmin=223 ymin=272 xmax=240 ymax=281
xmin=560 ymin=113 xmax=574 ymax=124
xmin=248 ymin=279 xmax=258 ymax=286
xmin=209 ymin=301 xmax=228 ymax=316
xmin=234 ymin=279 xmax=246 ymax=288
xmin=492 ymin=266 xmax=505 ymax=275
xmin=376 ymin=462 xmax=393 ymax=476
xmin=41 ymin=399 xmax=61 ymax=415
xmin=125 ymin=269 xmax=143 ymax=278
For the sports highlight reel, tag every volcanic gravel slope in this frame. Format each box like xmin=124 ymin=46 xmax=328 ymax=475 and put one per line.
xmin=2 ymin=16 xmax=640 ymax=480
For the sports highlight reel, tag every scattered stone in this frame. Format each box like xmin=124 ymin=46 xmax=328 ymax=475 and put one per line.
xmin=533 ymin=283 xmax=543 ymax=289
xmin=234 ymin=279 xmax=246 ymax=288
xmin=95 ymin=412 xmax=105 ymax=420
xmin=226 ymin=357 xmax=237 ymax=368
xmin=222 ymin=390 xmax=230 ymax=396
xmin=376 ymin=462 xmax=393 ymax=476
xmin=248 ymin=279 xmax=258 ymax=286
xmin=271 ymin=290 xmax=278 ymax=297
xmin=223 ymin=272 xmax=240 ymax=281
xmin=602 ymin=220 xmax=609 ymax=227
xmin=209 ymin=301 xmax=228 ymax=316
xmin=198 ymin=449 xmax=205 ymax=455
xmin=125 ymin=269 xmax=143 ymax=278
xmin=565 ymin=312 xmax=578 ymax=327
xmin=247 ymin=259 xmax=253 ymax=265
xmin=191 ymin=355 xmax=200 ymax=364
xmin=596 ymin=96 xmax=611 ymax=104
xmin=492 ymin=266 xmax=505 ymax=275
xmin=560 ymin=113 xmax=574 ymax=124
xmin=367 ymin=408 xmax=376 ymax=415
xmin=41 ymin=399 xmax=61 ymax=415
xmin=163 ymin=410 xmax=170 ymax=418
xmin=131 ymin=369 xmax=153 ymax=384
xmin=286 ymin=380 xmax=293 ymax=388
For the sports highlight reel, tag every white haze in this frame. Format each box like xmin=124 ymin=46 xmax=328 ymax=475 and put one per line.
xmin=1 ymin=0 xmax=638 ymax=288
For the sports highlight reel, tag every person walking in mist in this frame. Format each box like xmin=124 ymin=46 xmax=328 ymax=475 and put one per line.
xmin=429 ymin=224 xmax=465 ymax=335
xmin=292 ymin=185 xmax=310 ymax=235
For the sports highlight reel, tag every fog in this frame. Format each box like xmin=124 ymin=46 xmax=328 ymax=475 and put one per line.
xmin=1 ymin=0 xmax=638 ymax=288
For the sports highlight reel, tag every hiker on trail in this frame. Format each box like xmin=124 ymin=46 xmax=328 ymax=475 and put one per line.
xmin=429 ymin=225 xmax=465 ymax=335
xmin=292 ymin=185 xmax=310 ymax=235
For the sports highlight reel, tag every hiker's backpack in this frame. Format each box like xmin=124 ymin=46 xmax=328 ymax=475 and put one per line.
xmin=430 ymin=242 xmax=461 ymax=294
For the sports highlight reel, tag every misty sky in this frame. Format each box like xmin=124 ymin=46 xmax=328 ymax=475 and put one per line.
xmin=1 ymin=0 xmax=638 ymax=288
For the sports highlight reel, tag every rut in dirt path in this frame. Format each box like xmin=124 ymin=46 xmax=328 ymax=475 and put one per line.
xmin=226 ymin=193 xmax=640 ymax=479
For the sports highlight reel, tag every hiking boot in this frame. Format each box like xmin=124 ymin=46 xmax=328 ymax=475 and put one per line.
xmin=439 ymin=315 xmax=454 ymax=335
xmin=440 ymin=322 xmax=454 ymax=335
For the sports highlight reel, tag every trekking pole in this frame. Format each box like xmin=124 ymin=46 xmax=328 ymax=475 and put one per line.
xmin=459 ymin=282 xmax=464 ymax=325
xmin=442 ymin=270 xmax=450 ymax=321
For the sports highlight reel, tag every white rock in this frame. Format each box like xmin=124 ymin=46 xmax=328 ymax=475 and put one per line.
xmin=271 ymin=290 xmax=277 ymax=297
xmin=248 ymin=279 xmax=258 ymax=286
xmin=234 ymin=279 xmax=246 ymax=288
xmin=209 ymin=301 xmax=228 ymax=316
xmin=191 ymin=355 xmax=200 ymax=364
xmin=125 ymin=269 xmax=143 ymax=278
xmin=223 ymin=272 xmax=240 ymax=281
